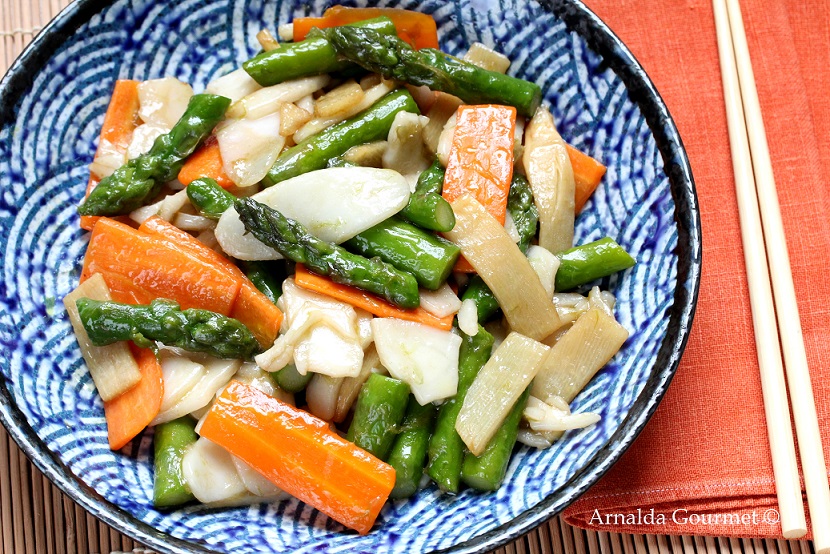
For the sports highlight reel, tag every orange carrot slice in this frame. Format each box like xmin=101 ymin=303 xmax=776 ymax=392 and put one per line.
xmin=81 ymin=80 xmax=142 ymax=231
xmin=81 ymin=217 xmax=241 ymax=315
xmin=292 ymin=6 xmax=439 ymax=49
xmin=443 ymin=104 xmax=516 ymax=272
xmin=294 ymin=264 xmax=453 ymax=331
xmin=103 ymin=343 xmax=163 ymax=451
xmin=138 ymin=216 xmax=283 ymax=346
xmin=566 ymin=144 xmax=607 ymax=214
xmin=178 ymin=136 xmax=234 ymax=189
xmin=199 ymin=381 xmax=396 ymax=535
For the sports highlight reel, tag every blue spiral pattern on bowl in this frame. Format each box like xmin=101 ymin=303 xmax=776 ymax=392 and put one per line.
xmin=0 ymin=0 xmax=679 ymax=552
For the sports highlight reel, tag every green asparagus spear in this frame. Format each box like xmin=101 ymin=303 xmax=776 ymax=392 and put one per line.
xmin=554 ymin=237 xmax=636 ymax=291
xmin=461 ymin=387 xmax=530 ymax=491
xmin=461 ymin=275 xmax=501 ymax=325
xmin=243 ymin=17 xmax=397 ymax=86
xmin=323 ymin=26 xmax=542 ymax=117
xmin=387 ymin=396 xmax=436 ymax=499
xmin=235 ymin=198 xmax=421 ymax=309
xmin=345 ymin=216 xmax=460 ymax=290
xmin=153 ymin=417 xmax=198 ymax=507
xmin=78 ymin=94 xmax=230 ymax=216
xmin=347 ymin=373 xmax=410 ymax=460
xmin=76 ymin=298 xmax=261 ymax=360
xmin=508 ymin=174 xmax=539 ymax=253
xmin=186 ymin=177 xmax=235 ymax=219
xmin=399 ymin=160 xmax=455 ymax=232
xmin=273 ymin=363 xmax=313 ymax=393
xmin=239 ymin=260 xmax=285 ymax=304
xmin=426 ymin=325 xmax=494 ymax=493
xmin=264 ymin=89 xmax=419 ymax=186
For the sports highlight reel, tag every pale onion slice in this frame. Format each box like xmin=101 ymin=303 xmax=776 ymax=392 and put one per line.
xmin=233 ymin=361 xmax=278 ymax=398
xmin=306 ymin=374 xmax=344 ymax=421
xmin=371 ymin=318 xmax=462 ymax=405
xmin=278 ymin=23 xmax=294 ymax=41
xmin=419 ymin=283 xmax=462 ymax=318
xmin=63 ymin=274 xmax=142 ymax=401
xmin=588 ymin=286 xmax=616 ymax=315
xmin=158 ymin=355 xmax=205 ymax=414
xmin=526 ymin=245 xmax=560 ymax=300
xmin=457 ymin=299 xmax=479 ymax=336
xmin=227 ymin=75 xmax=330 ymax=120
xmin=182 ymin=437 xmax=247 ymax=504
xmin=231 ymin=456 xmax=284 ymax=498
xmin=156 ymin=189 xmax=190 ymax=221
xmin=456 ymin=332 xmax=549 ymax=455
xmin=293 ymin=80 xmax=395 ymax=143
xmin=517 ymin=428 xmax=553 ymax=449
xmin=423 ymin=92 xmax=462 ymax=154
xmin=206 ymin=68 xmax=262 ymax=104
xmin=217 ymin=112 xmax=285 ymax=188
xmin=523 ymin=395 xmax=600 ymax=432
xmin=355 ymin=308 xmax=374 ymax=349
xmin=215 ymin=167 xmax=410 ymax=259
xmin=435 ymin=111 xmax=457 ymax=167
xmin=173 ymin=212 xmax=215 ymax=232
xmin=553 ymin=292 xmax=591 ymax=326
xmin=382 ymin=111 xmax=431 ymax=177
xmin=503 ymin=211 xmax=521 ymax=243
xmin=256 ymin=279 xmax=364 ymax=378
xmin=152 ymin=357 xmax=240 ymax=425
xmin=89 ymin=150 xmax=126 ymax=180
xmin=463 ymin=42 xmax=510 ymax=73
xmin=523 ymin=107 xmax=575 ymax=253
xmin=137 ymin=77 xmax=194 ymax=128
xmin=296 ymin=94 xmax=314 ymax=114
xmin=444 ymin=195 xmax=563 ymax=341
xmin=334 ymin=346 xmax=386 ymax=422
xmin=126 ymin=124 xmax=168 ymax=160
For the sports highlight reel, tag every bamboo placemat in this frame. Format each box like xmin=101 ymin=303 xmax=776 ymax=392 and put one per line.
xmin=0 ymin=1 xmax=819 ymax=553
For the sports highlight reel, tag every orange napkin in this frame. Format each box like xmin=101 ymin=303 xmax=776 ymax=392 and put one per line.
xmin=563 ymin=0 xmax=830 ymax=539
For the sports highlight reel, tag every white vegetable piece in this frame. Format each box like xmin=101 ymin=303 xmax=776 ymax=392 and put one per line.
xmin=306 ymin=373 xmax=344 ymax=421
xmin=215 ymin=167 xmax=410 ymax=259
xmin=526 ymin=245 xmax=560 ymax=300
xmin=206 ymin=68 xmax=262 ymax=104
xmin=371 ymin=318 xmax=462 ymax=405
xmin=382 ymin=111 xmax=431 ymax=177
xmin=456 ymin=332 xmax=550 ymax=455
xmin=89 ymin=149 xmax=126 ymax=179
xmin=152 ymin=357 xmax=240 ymax=425
xmin=503 ymin=211 xmax=521 ymax=243
xmin=278 ymin=23 xmax=294 ymax=41
xmin=423 ymin=92 xmax=462 ymax=154
xmin=334 ymin=346 xmax=386 ymax=422
xmin=355 ymin=308 xmax=374 ymax=349
xmin=63 ymin=274 xmax=142 ymax=402
xmin=126 ymin=124 xmax=168 ymax=160
xmin=227 ymin=75 xmax=330 ymax=120
xmin=231 ymin=455 xmax=284 ymax=498
xmin=457 ymin=299 xmax=479 ymax=336
xmin=182 ymin=437 xmax=248 ymax=504
xmin=419 ymin=283 xmax=462 ymax=318
xmin=158 ymin=355 xmax=205 ymax=414
xmin=217 ymin=112 xmax=285 ymax=187
xmin=137 ymin=77 xmax=194 ymax=129
xmin=523 ymin=107 xmax=575 ymax=253
xmin=463 ymin=42 xmax=510 ymax=73
xmin=435 ymin=111 xmax=457 ymax=167
xmin=256 ymin=279 xmax=364 ymax=378
xmin=523 ymin=395 xmax=601 ymax=432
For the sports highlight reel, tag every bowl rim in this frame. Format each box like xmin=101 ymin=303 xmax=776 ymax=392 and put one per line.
xmin=0 ymin=0 xmax=702 ymax=552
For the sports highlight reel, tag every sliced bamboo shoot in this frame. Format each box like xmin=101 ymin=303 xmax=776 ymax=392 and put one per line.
xmin=532 ymin=307 xmax=628 ymax=407
xmin=456 ymin=332 xmax=549 ymax=455
xmin=444 ymin=195 xmax=563 ymax=341
xmin=463 ymin=43 xmax=510 ymax=73
xmin=523 ymin=107 xmax=575 ymax=253
xmin=63 ymin=273 xmax=142 ymax=402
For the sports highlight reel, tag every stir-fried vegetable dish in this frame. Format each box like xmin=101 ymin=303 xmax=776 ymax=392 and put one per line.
xmin=65 ymin=6 xmax=636 ymax=535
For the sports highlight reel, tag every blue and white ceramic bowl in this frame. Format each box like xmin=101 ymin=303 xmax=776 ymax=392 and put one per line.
xmin=0 ymin=0 xmax=701 ymax=552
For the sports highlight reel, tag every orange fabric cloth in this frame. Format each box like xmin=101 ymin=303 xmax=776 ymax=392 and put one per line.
xmin=563 ymin=0 xmax=830 ymax=539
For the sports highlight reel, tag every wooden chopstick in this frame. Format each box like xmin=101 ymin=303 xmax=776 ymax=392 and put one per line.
xmin=711 ymin=0 xmax=806 ymax=539
xmin=715 ymin=0 xmax=830 ymax=547
xmin=723 ymin=0 xmax=830 ymax=549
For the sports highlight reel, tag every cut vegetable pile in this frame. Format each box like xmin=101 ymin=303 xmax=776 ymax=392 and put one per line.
xmin=66 ymin=6 xmax=636 ymax=536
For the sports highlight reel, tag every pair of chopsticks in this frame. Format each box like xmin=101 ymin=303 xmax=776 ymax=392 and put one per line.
xmin=713 ymin=0 xmax=830 ymax=548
